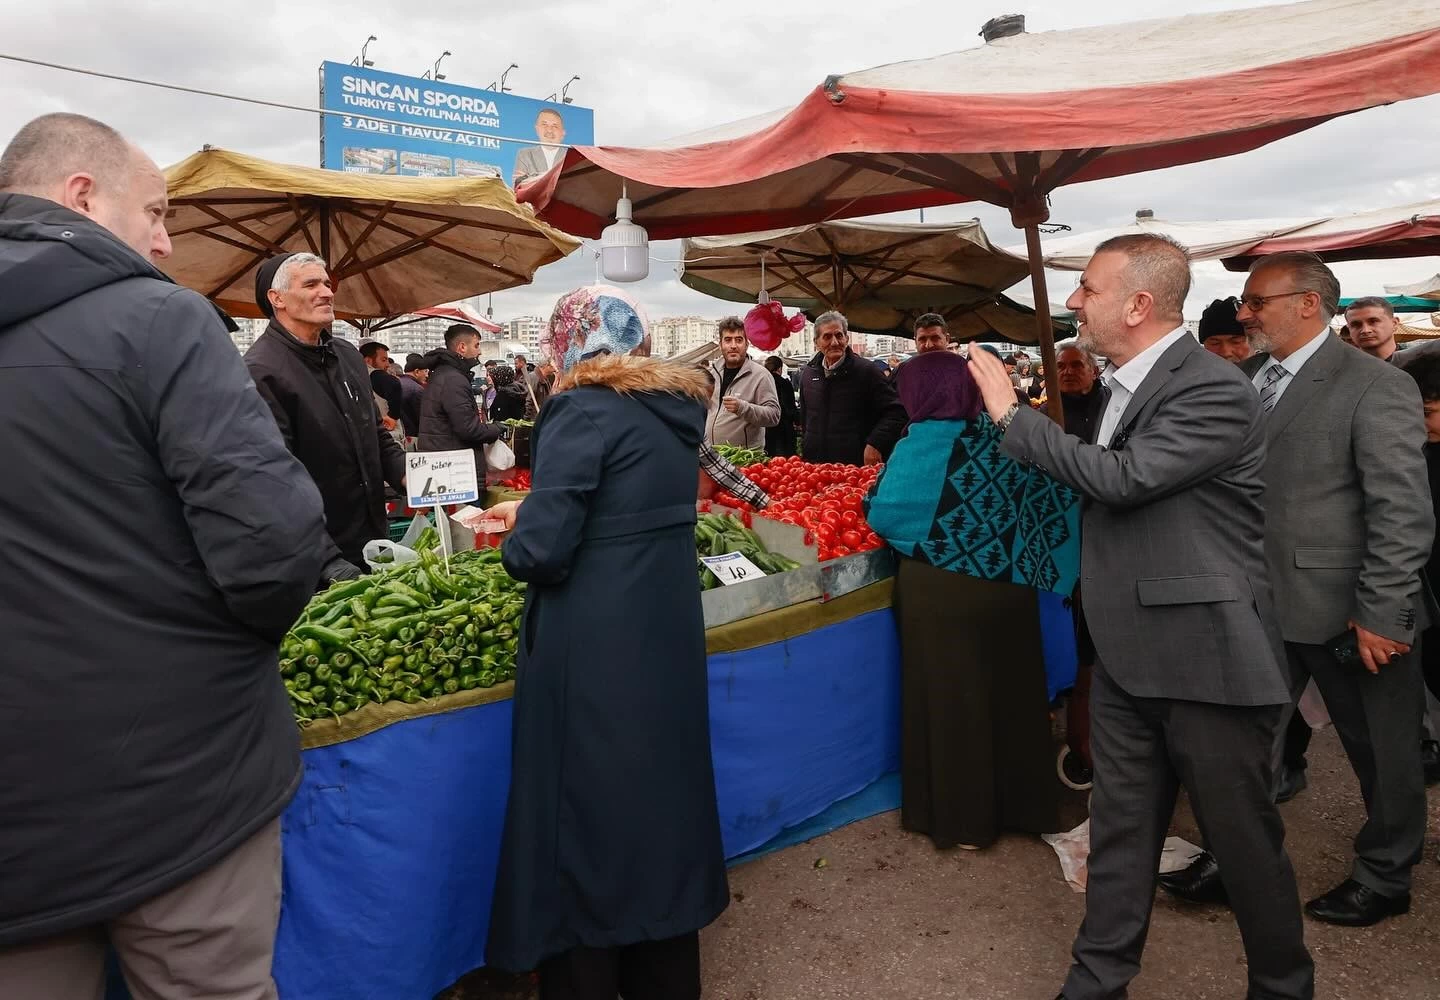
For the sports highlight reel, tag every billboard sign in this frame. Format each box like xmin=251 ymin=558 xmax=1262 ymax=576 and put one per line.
xmin=319 ymin=61 xmax=595 ymax=188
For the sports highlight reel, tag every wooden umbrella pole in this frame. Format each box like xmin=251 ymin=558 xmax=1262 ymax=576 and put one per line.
xmin=1023 ymin=222 xmax=1064 ymax=425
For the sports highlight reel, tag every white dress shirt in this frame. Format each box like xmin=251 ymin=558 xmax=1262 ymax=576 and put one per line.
xmin=1094 ymin=327 xmax=1191 ymax=447
xmin=540 ymin=144 xmax=563 ymax=170
xmin=1250 ymin=327 xmax=1329 ymax=408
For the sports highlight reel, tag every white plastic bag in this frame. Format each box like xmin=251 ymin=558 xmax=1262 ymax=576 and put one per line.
xmin=362 ymin=538 xmax=419 ymax=571
xmin=361 ymin=513 xmax=433 ymax=570
xmin=484 ymin=438 xmax=516 ymax=471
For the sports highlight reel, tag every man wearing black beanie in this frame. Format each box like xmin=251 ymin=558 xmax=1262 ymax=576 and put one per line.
xmin=244 ymin=252 xmax=407 ymax=575
xmin=1198 ymin=296 xmax=1254 ymax=364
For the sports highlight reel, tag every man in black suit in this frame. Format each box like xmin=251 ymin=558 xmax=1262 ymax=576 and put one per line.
xmin=1161 ymin=253 xmax=1432 ymax=928
xmin=968 ymin=234 xmax=1312 ymax=1000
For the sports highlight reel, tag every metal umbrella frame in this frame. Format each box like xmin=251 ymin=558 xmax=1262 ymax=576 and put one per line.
xmin=680 ymin=219 xmax=1071 ymax=344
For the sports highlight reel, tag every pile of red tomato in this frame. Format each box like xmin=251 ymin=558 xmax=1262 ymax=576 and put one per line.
xmin=497 ymin=469 xmax=533 ymax=491
xmin=712 ymin=456 xmax=886 ymax=561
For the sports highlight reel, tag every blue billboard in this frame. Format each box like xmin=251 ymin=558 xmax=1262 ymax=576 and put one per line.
xmin=319 ymin=62 xmax=595 ymax=188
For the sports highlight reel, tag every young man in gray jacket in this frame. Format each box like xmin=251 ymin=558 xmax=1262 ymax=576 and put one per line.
xmin=705 ymin=316 xmax=780 ymax=449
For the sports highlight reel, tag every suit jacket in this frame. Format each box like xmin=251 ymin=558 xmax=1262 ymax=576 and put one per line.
xmin=1004 ymin=335 xmax=1289 ymax=706
xmin=1241 ymin=335 xmax=1433 ymax=645
xmin=513 ymin=145 xmax=563 ymax=185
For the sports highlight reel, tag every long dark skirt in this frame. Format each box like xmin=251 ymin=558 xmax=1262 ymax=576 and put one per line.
xmin=894 ymin=556 xmax=1061 ymax=849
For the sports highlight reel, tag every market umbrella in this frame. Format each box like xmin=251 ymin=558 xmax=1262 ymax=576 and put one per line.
xmin=1222 ymin=196 xmax=1440 ymax=270
xmin=1386 ymin=274 xmax=1440 ymax=301
xmin=518 ymin=0 xmax=1440 ymax=419
xmin=369 ymin=303 xmax=504 ymax=335
xmin=163 ymin=147 xmax=580 ymax=320
xmin=1339 ymin=295 xmax=1440 ymax=313
xmin=680 ymin=219 xmax=1070 ymax=343
xmin=1026 ymin=212 xmax=1315 ymax=271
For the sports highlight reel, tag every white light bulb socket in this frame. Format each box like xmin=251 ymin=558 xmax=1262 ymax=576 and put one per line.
xmin=601 ymin=194 xmax=649 ymax=282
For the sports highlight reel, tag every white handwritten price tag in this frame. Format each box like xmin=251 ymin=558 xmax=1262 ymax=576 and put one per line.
xmin=406 ymin=450 xmax=479 ymax=507
xmin=699 ymin=551 xmax=767 ymax=586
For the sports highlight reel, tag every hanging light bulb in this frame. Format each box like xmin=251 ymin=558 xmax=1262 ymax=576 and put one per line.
xmin=600 ymin=181 xmax=649 ymax=282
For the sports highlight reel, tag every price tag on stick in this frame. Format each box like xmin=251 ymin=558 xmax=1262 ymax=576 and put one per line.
xmin=406 ymin=450 xmax=479 ymax=572
xmin=699 ymin=551 xmax=767 ymax=586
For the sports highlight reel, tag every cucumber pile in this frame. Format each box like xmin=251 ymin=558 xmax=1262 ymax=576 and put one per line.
xmin=695 ymin=512 xmax=802 ymax=590
xmin=279 ymin=545 xmax=524 ymax=725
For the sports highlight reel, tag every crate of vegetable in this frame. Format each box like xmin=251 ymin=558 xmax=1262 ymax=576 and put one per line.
xmin=278 ymin=541 xmax=524 ymax=726
xmin=695 ymin=510 xmax=804 ymax=590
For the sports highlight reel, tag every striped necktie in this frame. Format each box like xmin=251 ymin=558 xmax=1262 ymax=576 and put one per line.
xmin=1258 ymin=362 xmax=1288 ymax=413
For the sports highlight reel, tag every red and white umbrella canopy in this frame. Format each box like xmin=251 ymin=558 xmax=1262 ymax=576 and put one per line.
xmin=521 ymin=0 xmax=1440 ymax=239
xmin=410 ymin=304 xmax=503 ymax=334
xmin=1221 ymin=196 xmax=1440 ymax=269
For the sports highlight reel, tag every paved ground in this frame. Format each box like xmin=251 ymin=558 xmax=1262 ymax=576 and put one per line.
xmin=451 ymin=727 xmax=1440 ymax=999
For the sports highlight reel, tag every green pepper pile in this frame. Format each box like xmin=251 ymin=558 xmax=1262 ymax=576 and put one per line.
xmin=695 ymin=512 xmax=802 ymax=590
xmin=279 ymin=545 xmax=524 ymax=724
xmin=713 ymin=444 xmax=768 ymax=468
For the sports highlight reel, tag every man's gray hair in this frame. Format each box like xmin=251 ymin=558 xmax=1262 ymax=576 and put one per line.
xmin=1092 ymin=233 xmax=1192 ymax=321
xmin=1250 ymin=252 xmax=1342 ymax=321
xmin=0 ymin=113 xmax=133 ymax=194
xmin=813 ymin=310 xmax=849 ymax=336
xmin=1056 ymin=338 xmax=1099 ymax=371
xmin=272 ymin=253 xmax=329 ymax=293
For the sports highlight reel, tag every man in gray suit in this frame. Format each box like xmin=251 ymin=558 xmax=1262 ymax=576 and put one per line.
xmin=967 ymin=234 xmax=1312 ymax=1000
xmin=511 ymin=109 xmax=567 ymax=188
xmin=1161 ymin=253 xmax=1433 ymax=927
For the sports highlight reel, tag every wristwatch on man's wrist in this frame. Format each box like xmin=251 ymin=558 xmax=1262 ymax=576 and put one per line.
xmin=997 ymin=403 xmax=1020 ymax=433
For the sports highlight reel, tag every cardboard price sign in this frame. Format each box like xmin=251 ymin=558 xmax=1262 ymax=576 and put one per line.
xmin=699 ymin=551 xmax=767 ymax=586
xmin=406 ymin=450 xmax=479 ymax=507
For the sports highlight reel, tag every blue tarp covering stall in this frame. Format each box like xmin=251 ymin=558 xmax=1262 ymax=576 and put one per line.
xmin=108 ymin=580 xmax=1077 ymax=1000
xmin=272 ymin=592 xmax=903 ymax=1000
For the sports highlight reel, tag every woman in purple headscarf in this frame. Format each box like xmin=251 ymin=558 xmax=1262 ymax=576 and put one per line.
xmin=865 ymin=351 xmax=1082 ymax=850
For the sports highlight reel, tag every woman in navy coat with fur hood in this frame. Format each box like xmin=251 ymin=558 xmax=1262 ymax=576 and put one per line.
xmin=483 ymin=287 xmax=728 ymax=999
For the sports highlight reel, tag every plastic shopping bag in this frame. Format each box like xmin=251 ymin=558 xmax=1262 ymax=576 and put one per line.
xmin=484 ymin=438 xmax=516 ymax=471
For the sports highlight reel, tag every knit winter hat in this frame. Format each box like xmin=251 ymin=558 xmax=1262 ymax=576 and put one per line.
xmin=1198 ymin=297 xmax=1245 ymax=341
xmin=254 ymin=252 xmax=298 ymax=320
xmin=543 ymin=284 xmax=652 ymax=372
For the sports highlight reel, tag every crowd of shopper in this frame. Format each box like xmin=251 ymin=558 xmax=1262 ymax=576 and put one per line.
xmin=6 ymin=110 xmax=1440 ymax=1000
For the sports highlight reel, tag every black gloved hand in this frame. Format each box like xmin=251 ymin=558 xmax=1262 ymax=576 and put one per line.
xmin=317 ymin=557 xmax=365 ymax=592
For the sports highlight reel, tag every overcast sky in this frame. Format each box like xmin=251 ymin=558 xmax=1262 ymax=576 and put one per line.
xmin=3 ymin=0 xmax=1437 ymax=325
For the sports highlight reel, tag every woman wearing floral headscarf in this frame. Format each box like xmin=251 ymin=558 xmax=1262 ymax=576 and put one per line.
xmin=865 ymin=350 xmax=1081 ymax=851
xmin=484 ymin=286 xmax=728 ymax=999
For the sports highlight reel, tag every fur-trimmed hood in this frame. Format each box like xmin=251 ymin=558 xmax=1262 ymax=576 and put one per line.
xmin=556 ymin=354 xmax=708 ymax=450
xmin=556 ymin=354 xmax=711 ymax=403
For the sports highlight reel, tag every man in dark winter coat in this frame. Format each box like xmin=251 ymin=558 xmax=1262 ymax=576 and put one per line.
xmin=797 ymin=311 xmax=908 ymax=465
xmin=764 ymin=355 xmax=798 ymax=456
xmin=0 ymin=113 xmax=328 ymax=997
xmin=361 ymin=339 xmax=406 ymax=433
xmin=398 ymin=353 xmax=429 ymax=441
xmin=245 ymin=251 xmax=407 ymax=571
xmin=419 ymin=324 xmax=513 ymax=461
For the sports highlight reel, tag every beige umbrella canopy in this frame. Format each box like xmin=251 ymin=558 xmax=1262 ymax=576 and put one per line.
xmin=681 ymin=220 xmax=1070 ymax=343
xmin=1387 ymin=274 xmax=1440 ymax=301
xmin=162 ymin=147 xmax=580 ymax=320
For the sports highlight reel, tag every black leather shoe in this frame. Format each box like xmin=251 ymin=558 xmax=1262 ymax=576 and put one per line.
xmin=1422 ymin=740 xmax=1440 ymax=786
xmin=1305 ymin=879 xmax=1410 ymax=926
xmin=1274 ymin=764 xmax=1308 ymax=804
xmin=1156 ymin=850 xmax=1228 ymax=905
